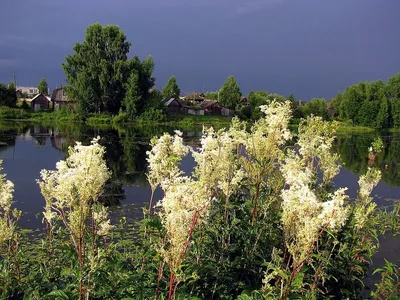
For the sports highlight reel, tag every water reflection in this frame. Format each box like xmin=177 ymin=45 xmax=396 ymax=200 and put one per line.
xmin=0 ymin=121 xmax=203 ymax=228
xmin=0 ymin=123 xmax=399 ymax=223
xmin=334 ymin=133 xmax=400 ymax=187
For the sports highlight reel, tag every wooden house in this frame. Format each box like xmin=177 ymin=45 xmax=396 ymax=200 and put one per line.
xmin=184 ymin=92 xmax=205 ymax=102
xmin=200 ymin=100 xmax=222 ymax=115
xmin=164 ymin=98 xmax=182 ymax=113
xmin=241 ymin=96 xmax=249 ymax=106
xmin=30 ymin=93 xmax=50 ymax=111
xmin=221 ymin=107 xmax=235 ymax=116
xmin=51 ymin=87 xmax=74 ymax=110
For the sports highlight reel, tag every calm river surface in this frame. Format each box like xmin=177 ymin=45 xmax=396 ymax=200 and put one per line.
xmin=0 ymin=121 xmax=398 ymax=282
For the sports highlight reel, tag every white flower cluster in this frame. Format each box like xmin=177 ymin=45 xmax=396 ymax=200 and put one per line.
xmin=38 ymin=137 xmax=111 ymax=237
xmin=353 ymin=168 xmax=381 ymax=230
xmin=192 ymin=123 xmax=245 ymax=199
xmin=0 ymin=160 xmax=17 ymax=246
xmin=0 ymin=166 xmax=14 ymax=213
xmin=247 ymin=101 xmax=292 ymax=162
xmin=297 ymin=117 xmax=340 ymax=184
xmin=157 ymin=177 xmax=212 ymax=273
xmin=146 ymin=130 xmax=189 ymax=192
xmin=280 ymin=117 xmax=348 ymax=264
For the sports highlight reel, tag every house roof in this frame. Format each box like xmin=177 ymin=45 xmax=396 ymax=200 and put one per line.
xmin=200 ymin=100 xmax=220 ymax=109
xmin=184 ymin=92 xmax=205 ymax=100
xmin=28 ymin=93 xmax=50 ymax=102
xmin=51 ymin=87 xmax=71 ymax=102
xmin=164 ymin=98 xmax=181 ymax=106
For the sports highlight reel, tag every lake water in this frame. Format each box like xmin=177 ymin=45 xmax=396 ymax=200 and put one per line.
xmin=0 ymin=121 xmax=398 ymax=284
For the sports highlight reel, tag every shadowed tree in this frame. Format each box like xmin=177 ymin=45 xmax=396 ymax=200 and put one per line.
xmin=219 ymin=76 xmax=242 ymax=110
xmin=0 ymin=83 xmax=16 ymax=107
xmin=162 ymin=76 xmax=180 ymax=100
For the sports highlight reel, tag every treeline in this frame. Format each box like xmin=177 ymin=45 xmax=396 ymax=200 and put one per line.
xmin=329 ymin=73 xmax=400 ymax=128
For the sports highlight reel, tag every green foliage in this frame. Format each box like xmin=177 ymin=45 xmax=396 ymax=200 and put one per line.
xmin=62 ymin=23 xmax=155 ymax=118
xmin=336 ymin=76 xmax=400 ymax=128
xmin=390 ymin=99 xmax=400 ymax=128
xmin=329 ymin=92 xmax=343 ymax=118
xmin=0 ymin=83 xmax=17 ymax=107
xmin=124 ymin=71 xmax=141 ymax=120
xmin=162 ymin=76 xmax=181 ymax=100
xmin=218 ymin=75 xmax=242 ymax=110
xmin=387 ymin=73 xmax=400 ymax=99
xmin=376 ymin=90 xmax=389 ymax=128
xmin=301 ymin=98 xmax=328 ymax=119
xmin=21 ymin=100 xmax=30 ymax=110
xmin=205 ymin=91 xmax=219 ymax=100
xmin=0 ymin=106 xmax=30 ymax=119
xmin=37 ymin=78 xmax=49 ymax=95
xmin=371 ymin=259 xmax=400 ymax=299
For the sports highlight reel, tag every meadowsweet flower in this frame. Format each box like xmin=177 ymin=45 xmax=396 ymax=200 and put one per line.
xmin=146 ymin=131 xmax=189 ymax=192
xmin=38 ymin=137 xmax=112 ymax=239
xmin=246 ymin=101 xmax=292 ymax=163
xmin=0 ymin=160 xmax=17 ymax=246
xmin=298 ymin=117 xmax=340 ymax=184
xmin=157 ymin=177 xmax=212 ymax=274
xmin=280 ymin=118 xmax=347 ymax=264
xmin=354 ymin=168 xmax=381 ymax=230
xmin=318 ymin=188 xmax=349 ymax=231
xmin=192 ymin=125 xmax=245 ymax=198
xmin=358 ymin=168 xmax=381 ymax=200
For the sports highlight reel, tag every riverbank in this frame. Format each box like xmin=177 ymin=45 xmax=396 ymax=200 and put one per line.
xmin=0 ymin=106 xmax=234 ymax=131
xmin=0 ymin=106 xmax=389 ymax=133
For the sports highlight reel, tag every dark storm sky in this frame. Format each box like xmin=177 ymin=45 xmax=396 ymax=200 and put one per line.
xmin=1 ymin=0 xmax=399 ymax=99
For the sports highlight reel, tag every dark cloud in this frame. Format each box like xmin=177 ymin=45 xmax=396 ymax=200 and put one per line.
xmin=0 ymin=0 xmax=399 ymax=98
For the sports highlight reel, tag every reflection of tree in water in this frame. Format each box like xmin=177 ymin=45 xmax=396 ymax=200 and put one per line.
xmin=334 ymin=133 xmax=400 ymax=186
xmin=0 ymin=130 xmax=17 ymax=154
xmin=49 ymin=124 xmax=155 ymax=206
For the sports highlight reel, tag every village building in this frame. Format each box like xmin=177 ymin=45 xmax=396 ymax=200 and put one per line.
xmin=51 ymin=87 xmax=74 ymax=110
xmin=200 ymin=100 xmax=222 ymax=115
xmin=164 ymin=98 xmax=182 ymax=113
xmin=16 ymin=86 xmax=39 ymax=97
xmin=164 ymin=98 xmax=204 ymax=115
xmin=184 ymin=92 xmax=205 ymax=102
xmin=29 ymin=93 xmax=50 ymax=111
xmin=16 ymin=86 xmax=50 ymax=97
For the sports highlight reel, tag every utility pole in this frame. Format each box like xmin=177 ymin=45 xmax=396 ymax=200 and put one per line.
xmin=13 ymin=71 xmax=16 ymax=88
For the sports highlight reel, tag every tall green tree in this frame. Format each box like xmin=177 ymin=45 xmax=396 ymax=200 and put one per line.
xmin=63 ymin=23 xmax=155 ymax=115
xmin=37 ymin=78 xmax=49 ymax=95
xmin=288 ymin=94 xmax=301 ymax=119
xmin=124 ymin=72 xmax=141 ymax=120
xmin=301 ymin=98 xmax=328 ymax=119
xmin=162 ymin=76 xmax=180 ymax=100
xmin=376 ymin=89 xmax=389 ymax=128
xmin=389 ymin=99 xmax=400 ymax=128
xmin=218 ymin=76 xmax=242 ymax=110
xmin=387 ymin=73 xmax=400 ymax=99
xmin=128 ymin=56 xmax=156 ymax=114
xmin=341 ymin=85 xmax=364 ymax=124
